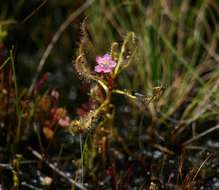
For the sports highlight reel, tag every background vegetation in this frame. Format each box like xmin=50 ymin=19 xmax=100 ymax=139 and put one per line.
xmin=0 ymin=0 xmax=219 ymax=189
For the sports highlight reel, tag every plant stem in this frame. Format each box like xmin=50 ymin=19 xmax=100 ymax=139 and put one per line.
xmin=10 ymin=49 xmax=22 ymax=145
xmin=80 ymin=134 xmax=84 ymax=184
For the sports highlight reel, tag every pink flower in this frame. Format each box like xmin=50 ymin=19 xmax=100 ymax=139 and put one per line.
xmin=58 ymin=116 xmax=70 ymax=127
xmin=94 ymin=54 xmax=116 ymax=73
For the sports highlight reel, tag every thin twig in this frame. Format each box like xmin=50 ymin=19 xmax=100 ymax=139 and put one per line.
xmin=27 ymin=146 xmax=87 ymax=190
xmin=21 ymin=182 xmax=43 ymax=190
xmin=21 ymin=0 xmax=49 ymax=24
xmin=192 ymin=155 xmax=212 ymax=182
xmin=28 ymin=0 xmax=95 ymax=95
xmin=0 ymin=163 xmax=13 ymax=170
xmin=182 ymin=124 xmax=219 ymax=147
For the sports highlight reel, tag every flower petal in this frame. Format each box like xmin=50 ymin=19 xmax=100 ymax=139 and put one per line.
xmin=94 ymin=65 xmax=103 ymax=73
xmin=102 ymin=68 xmax=112 ymax=73
xmin=96 ymin=56 xmax=103 ymax=64
xmin=103 ymin=53 xmax=111 ymax=60
xmin=109 ymin=60 xmax=116 ymax=68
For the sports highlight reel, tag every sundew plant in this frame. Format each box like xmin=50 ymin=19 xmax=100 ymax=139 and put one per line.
xmin=71 ymin=23 xmax=164 ymax=135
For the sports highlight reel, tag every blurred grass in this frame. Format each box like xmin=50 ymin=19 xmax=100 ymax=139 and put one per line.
xmin=87 ymin=0 xmax=219 ymax=133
